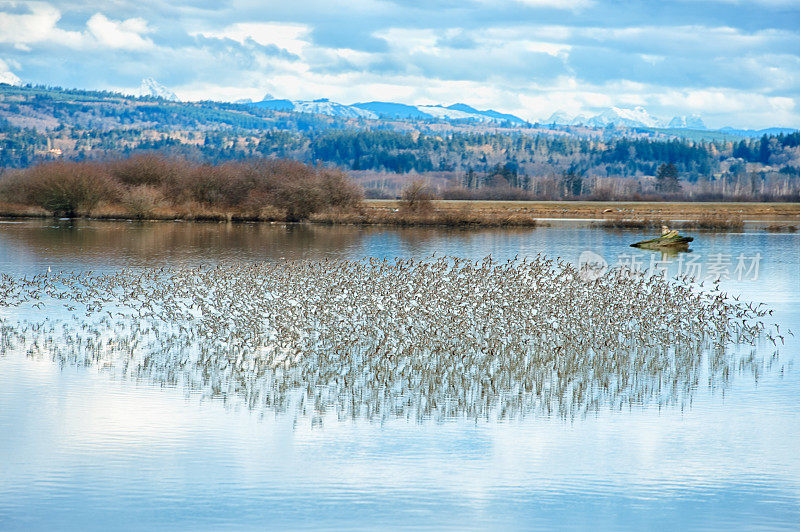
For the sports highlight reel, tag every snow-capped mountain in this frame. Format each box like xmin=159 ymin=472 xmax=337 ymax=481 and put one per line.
xmin=586 ymin=106 xmax=663 ymax=128
xmin=546 ymin=111 xmax=575 ymax=125
xmin=546 ymin=107 xmax=707 ymax=130
xmin=252 ymin=98 xmax=377 ymax=119
xmin=667 ymin=114 xmax=706 ymax=130
xmin=246 ymin=95 xmax=709 ymax=131
xmin=295 ymin=99 xmax=378 ymax=119
xmin=138 ymin=78 xmax=178 ymax=101
xmin=407 ymin=104 xmax=526 ymax=124
xmin=351 ymin=101 xmax=433 ymax=119
xmin=250 ymin=97 xmax=526 ymax=124
xmin=445 ymin=103 xmax=526 ymax=124
xmin=416 ymin=105 xmax=485 ymax=121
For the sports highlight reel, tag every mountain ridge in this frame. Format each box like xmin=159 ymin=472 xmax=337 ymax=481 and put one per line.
xmin=131 ymin=78 xmax=793 ymax=133
xmin=250 ymin=96 xmax=528 ymax=125
xmin=547 ymin=107 xmax=707 ymax=130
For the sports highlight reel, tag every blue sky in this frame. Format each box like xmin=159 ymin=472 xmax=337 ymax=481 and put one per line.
xmin=1 ymin=0 xmax=798 ymax=128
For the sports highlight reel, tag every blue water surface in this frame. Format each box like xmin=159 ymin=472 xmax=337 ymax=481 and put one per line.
xmin=0 ymin=220 xmax=798 ymax=531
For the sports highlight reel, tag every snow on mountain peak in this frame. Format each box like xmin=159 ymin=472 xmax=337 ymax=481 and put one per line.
xmin=546 ymin=110 xmax=574 ymax=124
xmin=545 ymin=106 xmax=706 ymax=129
xmin=587 ymin=106 xmax=663 ymax=128
xmin=247 ymin=96 xmax=705 ymax=131
xmin=292 ymin=99 xmax=377 ymax=119
xmin=138 ymin=78 xmax=178 ymax=101
xmin=668 ymin=114 xmax=706 ymax=130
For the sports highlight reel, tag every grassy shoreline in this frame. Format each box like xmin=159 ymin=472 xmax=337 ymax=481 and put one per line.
xmin=2 ymin=200 xmax=799 ymax=228
xmin=2 ymin=157 xmax=798 ymax=228
xmin=367 ymin=199 xmax=800 ymax=221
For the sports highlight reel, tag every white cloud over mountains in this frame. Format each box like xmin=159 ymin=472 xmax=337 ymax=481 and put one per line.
xmin=86 ymin=13 xmax=153 ymax=50
xmin=0 ymin=0 xmax=798 ymax=128
xmin=0 ymin=2 xmax=152 ymax=50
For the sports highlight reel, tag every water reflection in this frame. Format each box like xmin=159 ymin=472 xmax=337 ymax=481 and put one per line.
xmin=0 ymin=255 xmax=780 ymax=423
xmin=0 ymin=219 xmax=550 ymax=274
xmin=0 ymin=220 xmax=369 ymax=263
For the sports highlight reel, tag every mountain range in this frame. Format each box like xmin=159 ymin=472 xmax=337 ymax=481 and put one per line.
xmin=134 ymin=78 xmax=794 ymax=136
xmin=545 ymin=107 xmax=706 ymax=130
xmin=1 ymin=82 xmax=798 ymax=186
xmin=249 ymin=97 xmax=530 ymax=125
xmin=246 ymin=96 xmax=712 ymax=130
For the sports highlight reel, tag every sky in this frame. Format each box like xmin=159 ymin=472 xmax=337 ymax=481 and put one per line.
xmin=0 ymin=0 xmax=799 ymax=129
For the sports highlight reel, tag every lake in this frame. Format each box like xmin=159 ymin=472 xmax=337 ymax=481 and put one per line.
xmin=1 ymin=219 xmax=799 ymax=531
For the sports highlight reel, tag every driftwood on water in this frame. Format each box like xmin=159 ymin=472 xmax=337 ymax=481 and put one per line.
xmin=631 ymin=226 xmax=693 ymax=250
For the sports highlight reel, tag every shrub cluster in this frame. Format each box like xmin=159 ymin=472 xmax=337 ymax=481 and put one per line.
xmin=399 ymin=180 xmax=436 ymax=213
xmin=0 ymin=155 xmax=363 ymax=220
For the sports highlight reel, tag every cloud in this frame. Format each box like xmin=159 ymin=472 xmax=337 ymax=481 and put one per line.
xmin=85 ymin=13 xmax=154 ymax=50
xmin=435 ymin=31 xmax=478 ymax=50
xmin=0 ymin=4 xmax=154 ymax=50
xmin=197 ymin=22 xmax=311 ymax=55
xmin=681 ymin=0 xmax=799 ymax=5
xmin=0 ymin=2 xmax=82 ymax=47
xmin=513 ymin=0 xmax=594 ymax=9
xmin=0 ymin=0 xmax=797 ymax=128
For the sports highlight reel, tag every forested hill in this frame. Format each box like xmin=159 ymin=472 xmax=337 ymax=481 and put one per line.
xmin=1 ymin=83 xmax=799 ymax=200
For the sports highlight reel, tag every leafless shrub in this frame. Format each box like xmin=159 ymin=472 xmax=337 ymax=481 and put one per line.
xmin=121 ymin=185 xmax=166 ymax=219
xmin=316 ymin=169 xmax=364 ymax=211
xmin=0 ymin=156 xmax=365 ymax=221
xmin=107 ymin=153 xmax=186 ymax=187
xmin=0 ymin=169 xmax=28 ymax=204
xmin=400 ymin=180 xmax=436 ymax=213
xmin=13 ymin=161 xmax=118 ymax=216
xmin=271 ymin=182 xmax=325 ymax=221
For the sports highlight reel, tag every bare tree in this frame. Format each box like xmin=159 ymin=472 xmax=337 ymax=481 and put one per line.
xmin=400 ymin=180 xmax=436 ymax=212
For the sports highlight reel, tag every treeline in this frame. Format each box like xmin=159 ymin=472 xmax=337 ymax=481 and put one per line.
xmin=0 ymin=119 xmax=48 ymax=167
xmin=436 ymin=166 xmax=800 ymax=202
xmin=2 ymin=83 xmax=348 ymax=132
xmin=6 ymin=123 xmax=799 ymax=177
xmin=0 ymin=155 xmax=362 ymax=220
xmin=2 ymin=84 xmax=799 ymax=202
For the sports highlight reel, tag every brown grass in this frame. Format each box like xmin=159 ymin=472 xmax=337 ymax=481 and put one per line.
xmin=367 ymin=200 xmax=800 ymax=222
xmin=0 ymin=202 xmax=49 ymax=218
xmin=595 ymin=216 xmax=745 ymax=232
xmin=765 ymin=224 xmax=799 ymax=232
xmin=311 ymin=205 xmax=538 ymax=227
xmin=680 ymin=215 xmax=745 ymax=231
xmin=593 ymin=220 xmax=667 ymax=229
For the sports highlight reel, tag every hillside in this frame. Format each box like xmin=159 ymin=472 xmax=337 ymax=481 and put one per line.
xmin=1 ymin=83 xmax=798 ymax=200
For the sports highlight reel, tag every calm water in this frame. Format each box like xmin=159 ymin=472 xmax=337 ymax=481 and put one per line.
xmin=1 ymin=219 xmax=799 ymax=531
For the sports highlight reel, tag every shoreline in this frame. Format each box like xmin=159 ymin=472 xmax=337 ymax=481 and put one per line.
xmin=367 ymin=200 xmax=800 ymax=222
xmin=1 ymin=200 xmax=799 ymax=228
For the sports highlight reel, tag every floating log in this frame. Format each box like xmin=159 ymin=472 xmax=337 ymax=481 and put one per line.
xmin=631 ymin=226 xmax=693 ymax=250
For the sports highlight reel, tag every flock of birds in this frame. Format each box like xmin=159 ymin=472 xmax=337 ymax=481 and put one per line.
xmin=0 ymin=255 xmax=788 ymax=422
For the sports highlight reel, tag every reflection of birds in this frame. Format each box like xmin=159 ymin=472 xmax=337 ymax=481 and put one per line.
xmin=0 ymin=254 xmax=778 ymax=422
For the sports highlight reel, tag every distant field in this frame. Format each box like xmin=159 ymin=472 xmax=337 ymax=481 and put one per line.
xmin=366 ymin=200 xmax=800 ymax=221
